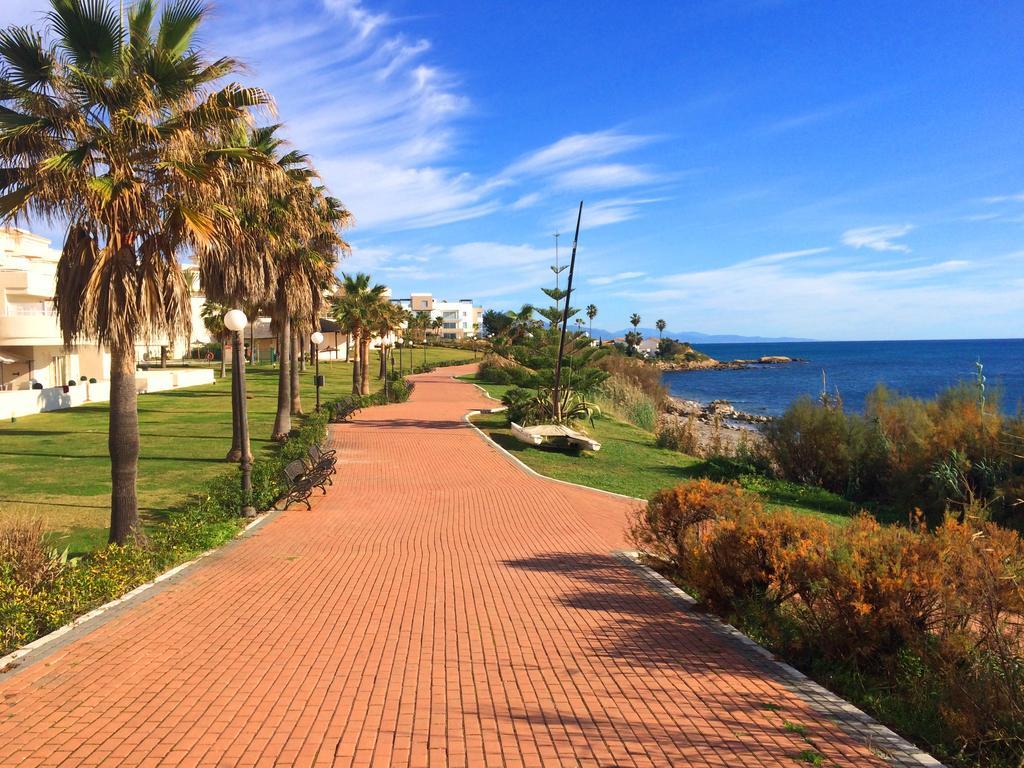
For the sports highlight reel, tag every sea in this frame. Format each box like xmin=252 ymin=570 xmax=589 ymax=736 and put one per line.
xmin=664 ymin=339 xmax=1024 ymax=417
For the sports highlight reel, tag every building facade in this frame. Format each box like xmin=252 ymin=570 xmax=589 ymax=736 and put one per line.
xmin=0 ymin=227 xmax=111 ymax=390
xmin=393 ymin=293 xmax=483 ymax=340
xmin=0 ymin=228 xmax=215 ymax=417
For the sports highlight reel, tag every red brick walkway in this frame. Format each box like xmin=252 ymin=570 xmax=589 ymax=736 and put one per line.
xmin=0 ymin=365 xmax=891 ymax=767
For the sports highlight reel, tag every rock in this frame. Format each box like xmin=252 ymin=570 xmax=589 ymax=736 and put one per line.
xmin=665 ymin=396 xmax=702 ymax=416
xmin=758 ymin=355 xmax=793 ymax=364
xmin=708 ymin=400 xmax=736 ymax=418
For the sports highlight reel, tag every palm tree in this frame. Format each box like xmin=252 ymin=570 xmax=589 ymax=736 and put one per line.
xmin=625 ymin=330 xmax=643 ymax=356
xmin=415 ymin=310 xmax=430 ymax=366
xmin=331 ymin=273 xmax=387 ymax=396
xmin=586 ymin=304 xmax=598 ymax=337
xmin=630 ymin=313 xmax=641 ymax=331
xmin=0 ymin=0 xmax=273 ymax=543
xmin=200 ymin=301 xmax=230 ymax=379
xmin=261 ymin=155 xmax=347 ymax=438
xmin=373 ymin=301 xmax=404 ymax=380
xmin=431 ymin=315 xmax=444 ymax=347
xmin=656 ymin=319 xmax=666 ymax=339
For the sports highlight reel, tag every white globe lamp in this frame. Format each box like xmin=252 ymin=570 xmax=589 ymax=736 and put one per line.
xmin=223 ymin=309 xmax=248 ymax=333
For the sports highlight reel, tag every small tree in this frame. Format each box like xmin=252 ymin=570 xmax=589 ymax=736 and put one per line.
xmin=625 ymin=330 xmax=643 ymax=356
xmin=200 ymin=301 xmax=230 ymax=378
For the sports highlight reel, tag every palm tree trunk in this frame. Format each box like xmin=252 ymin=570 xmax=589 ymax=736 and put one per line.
xmin=290 ymin=327 xmax=302 ymax=415
xmin=219 ymin=339 xmax=226 ymax=378
xmin=351 ymin=329 xmax=361 ymax=395
xmin=379 ymin=344 xmax=387 ymax=379
xmin=108 ymin=344 xmax=140 ymax=545
xmin=360 ymin=338 xmax=371 ymax=395
xmin=272 ymin=319 xmax=291 ymax=440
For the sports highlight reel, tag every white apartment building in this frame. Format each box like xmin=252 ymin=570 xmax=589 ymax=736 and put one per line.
xmin=393 ymin=293 xmax=483 ymax=340
xmin=0 ymin=227 xmax=109 ymax=391
xmin=0 ymin=227 xmax=213 ymax=417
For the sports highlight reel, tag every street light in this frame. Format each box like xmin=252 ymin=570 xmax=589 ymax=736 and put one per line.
xmin=311 ymin=330 xmax=324 ymax=411
xmin=224 ymin=309 xmax=255 ymax=517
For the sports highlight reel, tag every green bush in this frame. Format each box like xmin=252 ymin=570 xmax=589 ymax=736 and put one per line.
xmin=762 ymin=385 xmax=1022 ymax=524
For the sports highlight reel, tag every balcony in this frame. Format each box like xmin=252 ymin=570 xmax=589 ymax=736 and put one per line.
xmin=0 ymin=268 xmax=56 ymax=298
xmin=0 ymin=310 xmax=62 ymax=345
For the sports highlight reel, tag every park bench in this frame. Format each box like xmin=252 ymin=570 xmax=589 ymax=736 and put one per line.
xmin=279 ymin=459 xmax=328 ymax=510
xmin=307 ymin=443 xmax=337 ymax=482
xmin=331 ymin=398 xmax=362 ymax=423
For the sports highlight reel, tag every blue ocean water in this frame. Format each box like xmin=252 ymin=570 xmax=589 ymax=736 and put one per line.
xmin=665 ymin=339 xmax=1024 ymax=417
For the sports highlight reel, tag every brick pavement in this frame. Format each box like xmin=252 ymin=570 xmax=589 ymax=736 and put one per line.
xmin=0 ymin=365 xmax=896 ymax=766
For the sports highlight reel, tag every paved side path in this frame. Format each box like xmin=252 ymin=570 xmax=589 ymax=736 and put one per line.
xmin=0 ymin=366 xmax=891 ymax=767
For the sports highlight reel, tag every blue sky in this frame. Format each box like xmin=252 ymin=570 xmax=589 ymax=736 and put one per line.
xmin=4 ymin=0 xmax=1023 ymax=340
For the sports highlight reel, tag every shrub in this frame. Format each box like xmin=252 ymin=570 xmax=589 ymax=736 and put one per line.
xmin=630 ymin=479 xmax=1024 ymax=766
xmin=762 ymin=384 xmax=1019 ymax=523
xmin=0 ymin=519 xmax=67 ymax=590
xmin=595 ymin=354 xmax=667 ymax=405
xmin=596 ymin=374 xmax=659 ymax=431
xmin=761 ymin=395 xmax=888 ymax=499
xmin=655 ymin=415 xmax=701 ymax=454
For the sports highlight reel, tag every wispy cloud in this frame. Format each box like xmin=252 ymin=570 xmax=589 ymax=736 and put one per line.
xmin=609 ymin=248 xmax=1003 ymax=340
xmin=841 ymin=224 xmax=914 ymax=253
xmin=554 ymin=163 xmax=658 ymax=191
xmin=588 ymin=271 xmax=646 ymax=286
xmin=503 ymin=130 xmax=657 ymax=177
xmin=208 ymin=0 xmax=494 ymax=233
xmin=982 ymin=192 xmax=1024 ymax=204
xmin=510 ymin=192 xmax=542 ymax=210
xmin=562 ymin=197 xmax=667 ymax=230
xmin=738 ymin=247 xmax=831 ymax=266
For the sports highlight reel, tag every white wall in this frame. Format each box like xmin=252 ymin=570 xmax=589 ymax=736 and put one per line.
xmin=0 ymin=368 xmax=215 ymax=419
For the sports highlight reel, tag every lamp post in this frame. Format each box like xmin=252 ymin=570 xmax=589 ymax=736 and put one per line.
xmin=224 ymin=309 xmax=255 ymax=517
xmin=311 ymin=330 xmax=324 ymax=411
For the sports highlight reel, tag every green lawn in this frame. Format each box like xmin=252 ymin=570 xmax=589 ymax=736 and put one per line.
xmin=463 ymin=375 xmax=859 ymax=525
xmin=0 ymin=348 xmax=471 ymax=554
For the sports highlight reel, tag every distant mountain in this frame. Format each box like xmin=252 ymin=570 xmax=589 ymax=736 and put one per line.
xmin=587 ymin=327 xmax=815 ymax=344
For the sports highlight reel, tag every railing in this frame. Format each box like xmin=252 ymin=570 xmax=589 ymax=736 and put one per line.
xmin=4 ymin=303 xmax=56 ymax=317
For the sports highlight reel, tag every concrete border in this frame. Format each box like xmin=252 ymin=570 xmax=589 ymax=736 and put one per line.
xmin=616 ymin=552 xmax=945 ymax=767
xmin=0 ymin=509 xmax=279 ymax=677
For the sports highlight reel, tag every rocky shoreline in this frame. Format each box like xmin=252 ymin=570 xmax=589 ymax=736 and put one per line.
xmin=664 ymin=395 xmax=771 ymax=425
xmin=656 ymin=355 xmax=804 ymax=372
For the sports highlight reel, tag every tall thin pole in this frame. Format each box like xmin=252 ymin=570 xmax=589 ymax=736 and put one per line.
xmin=236 ymin=330 xmax=255 ymax=517
xmin=315 ymin=344 xmax=321 ymax=412
xmin=552 ymin=201 xmax=583 ymax=421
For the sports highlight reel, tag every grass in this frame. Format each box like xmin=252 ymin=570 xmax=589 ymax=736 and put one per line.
xmin=464 ymin=374 xmax=859 ymax=524
xmin=0 ymin=347 xmax=470 ymax=555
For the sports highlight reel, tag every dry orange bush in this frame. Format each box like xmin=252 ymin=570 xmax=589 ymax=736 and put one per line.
xmin=629 ymin=480 xmax=1024 ymax=765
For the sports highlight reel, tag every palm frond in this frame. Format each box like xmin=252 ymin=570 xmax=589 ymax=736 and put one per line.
xmin=47 ymin=0 xmax=123 ymax=74
xmin=156 ymin=0 xmax=205 ymax=58
xmin=0 ymin=27 xmax=56 ymax=91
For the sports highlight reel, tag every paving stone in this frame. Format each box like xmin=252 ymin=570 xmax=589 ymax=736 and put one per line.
xmin=0 ymin=365 xmax=929 ymax=766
